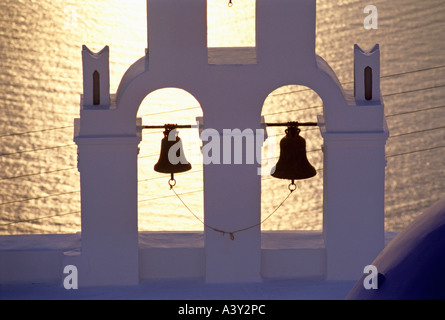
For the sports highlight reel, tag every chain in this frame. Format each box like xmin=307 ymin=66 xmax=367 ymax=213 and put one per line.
xmin=171 ymin=184 xmax=295 ymax=240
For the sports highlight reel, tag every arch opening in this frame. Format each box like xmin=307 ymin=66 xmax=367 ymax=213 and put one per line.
xmin=137 ymin=88 xmax=204 ymax=232
xmin=260 ymin=85 xmax=324 ymax=231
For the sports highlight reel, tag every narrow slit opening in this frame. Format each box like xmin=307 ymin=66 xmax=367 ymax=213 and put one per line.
xmin=364 ymin=66 xmax=372 ymax=101
xmin=93 ymin=70 xmax=100 ymax=105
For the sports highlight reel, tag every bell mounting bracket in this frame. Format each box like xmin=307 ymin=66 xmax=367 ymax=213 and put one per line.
xmin=264 ymin=121 xmax=318 ymax=128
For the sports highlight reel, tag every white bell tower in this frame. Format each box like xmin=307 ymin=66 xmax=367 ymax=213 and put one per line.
xmin=68 ymin=0 xmax=389 ymax=286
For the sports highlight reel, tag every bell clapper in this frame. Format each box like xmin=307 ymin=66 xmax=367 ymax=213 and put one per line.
xmin=169 ymin=173 xmax=177 ymax=190
xmin=289 ymin=179 xmax=297 ymax=192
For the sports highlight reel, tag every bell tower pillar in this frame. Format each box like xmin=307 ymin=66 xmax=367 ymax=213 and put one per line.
xmin=320 ymin=44 xmax=389 ymax=280
xmin=65 ymin=46 xmax=142 ymax=287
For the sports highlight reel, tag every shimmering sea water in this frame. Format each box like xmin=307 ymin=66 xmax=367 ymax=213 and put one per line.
xmin=0 ymin=0 xmax=444 ymax=235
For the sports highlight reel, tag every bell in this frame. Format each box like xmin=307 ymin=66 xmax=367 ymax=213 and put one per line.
xmin=271 ymin=126 xmax=316 ymax=182
xmin=154 ymin=128 xmax=192 ymax=176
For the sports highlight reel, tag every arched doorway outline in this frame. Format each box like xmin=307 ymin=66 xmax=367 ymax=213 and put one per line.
xmin=113 ymin=55 xmax=350 ymax=133
xmin=260 ymin=84 xmax=324 ymax=232
xmin=136 ymin=87 xmax=205 ymax=232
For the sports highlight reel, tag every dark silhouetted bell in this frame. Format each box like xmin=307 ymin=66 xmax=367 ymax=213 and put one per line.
xmin=271 ymin=126 xmax=316 ymax=182
xmin=154 ymin=128 xmax=192 ymax=178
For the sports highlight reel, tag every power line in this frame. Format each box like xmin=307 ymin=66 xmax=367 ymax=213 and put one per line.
xmin=142 ymin=130 xmax=165 ymax=136
xmin=387 ymin=145 xmax=445 ymax=158
xmin=3 ymin=141 xmax=442 ymax=227
xmin=0 ymin=66 xmax=443 ymax=207
xmin=1 ymin=123 xmax=443 ymax=204
xmin=3 ymin=145 xmax=443 ymax=226
xmin=138 ymin=146 xmax=199 ymax=159
xmin=0 ymin=76 xmax=442 ymax=160
xmin=386 ymin=105 xmax=445 ymax=118
xmin=2 ymin=128 xmax=442 ymax=201
xmin=2 ymin=137 xmax=441 ymax=209
xmin=140 ymin=82 xmax=445 ymax=121
xmin=0 ymin=144 xmax=76 ymax=157
xmin=1 ymin=64 xmax=444 ymax=141
xmin=0 ymin=211 xmax=80 ymax=227
xmin=0 ymin=167 xmax=77 ymax=181
xmin=263 ymin=82 xmax=445 ymax=116
xmin=268 ymin=65 xmax=445 ymax=97
xmin=138 ymin=189 xmax=203 ymax=203
xmin=381 ymin=64 xmax=445 ymax=79
xmin=0 ymin=170 xmax=203 ymax=207
xmin=263 ymin=105 xmax=323 ymax=117
xmin=0 ymin=191 xmax=80 ymax=207
xmin=137 ymin=170 xmax=203 ymax=187
xmin=139 ymin=82 xmax=445 ymax=119
xmin=3 ymin=89 xmax=439 ymax=160
xmin=3 ymin=143 xmax=441 ymax=228
xmin=383 ymin=84 xmax=445 ymax=98
xmin=2 ymin=65 xmax=444 ymax=229
xmin=6 ymin=84 xmax=441 ymax=159
xmin=138 ymin=106 xmax=202 ymax=118
xmin=0 ymin=125 xmax=74 ymax=139
xmin=389 ymin=125 xmax=445 ymax=139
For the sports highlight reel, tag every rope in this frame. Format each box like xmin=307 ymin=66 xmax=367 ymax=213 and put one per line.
xmin=171 ymin=183 xmax=295 ymax=240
